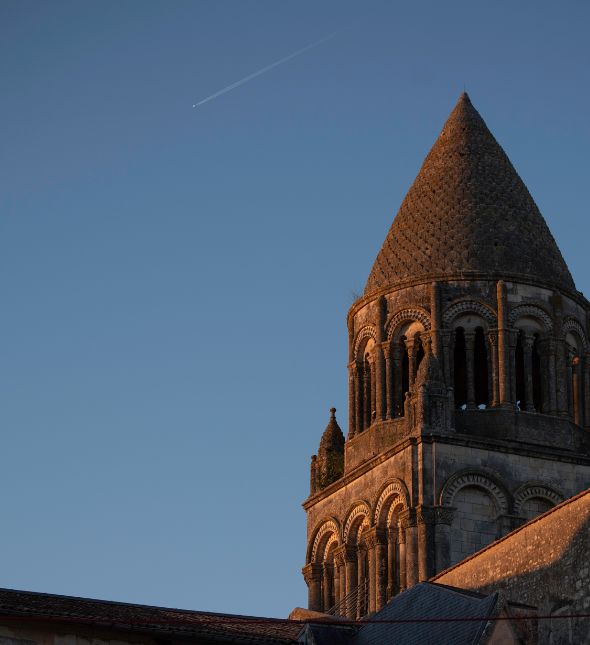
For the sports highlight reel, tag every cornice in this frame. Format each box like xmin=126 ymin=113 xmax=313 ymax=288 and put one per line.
xmin=347 ymin=273 xmax=590 ymax=328
xmin=303 ymin=430 xmax=590 ymax=511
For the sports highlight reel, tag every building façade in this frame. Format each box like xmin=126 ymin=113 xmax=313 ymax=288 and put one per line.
xmin=302 ymin=93 xmax=590 ymax=619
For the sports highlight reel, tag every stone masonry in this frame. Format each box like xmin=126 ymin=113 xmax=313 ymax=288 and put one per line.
xmin=302 ymin=93 xmax=590 ymax=618
xmin=434 ymin=488 xmax=590 ymax=644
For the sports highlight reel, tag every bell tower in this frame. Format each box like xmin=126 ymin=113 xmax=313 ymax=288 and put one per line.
xmin=302 ymin=93 xmax=590 ymax=617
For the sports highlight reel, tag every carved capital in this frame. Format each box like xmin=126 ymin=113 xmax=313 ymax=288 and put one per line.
xmin=362 ymin=526 xmax=386 ymax=549
xmin=302 ymin=563 xmax=323 ymax=584
xmin=416 ymin=505 xmax=455 ymax=525
xmin=381 ymin=340 xmax=391 ymax=360
xmin=487 ymin=329 xmax=498 ymax=347
xmin=398 ymin=508 xmax=417 ymax=529
xmin=416 ymin=505 xmax=438 ymax=525
xmin=333 ymin=544 xmax=356 ymax=565
xmin=404 ymin=337 xmax=418 ymax=355
xmin=523 ymin=333 xmax=535 ymax=350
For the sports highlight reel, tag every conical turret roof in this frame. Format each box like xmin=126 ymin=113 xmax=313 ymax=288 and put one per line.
xmin=319 ymin=408 xmax=344 ymax=454
xmin=365 ymin=93 xmax=574 ymax=295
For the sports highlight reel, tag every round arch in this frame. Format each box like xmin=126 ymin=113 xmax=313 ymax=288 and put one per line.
xmin=308 ymin=518 xmax=341 ymax=564
xmin=386 ymin=308 xmax=431 ymax=341
xmin=562 ymin=318 xmax=588 ymax=352
xmin=343 ymin=501 xmax=372 ymax=545
xmin=509 ymin=304 xmax=553 ymax=333
xmin=440 ymin=470 xmax=509 ymax=515
xmin=373 ymin=479 xmax=410 ymax=527
xmin=442 ymin=300 xmax=496 ymax=328
xmin=353 ymin=326 xmax=378 ymax=360
xmin=513 ymin=483 xmax=564 ymax=516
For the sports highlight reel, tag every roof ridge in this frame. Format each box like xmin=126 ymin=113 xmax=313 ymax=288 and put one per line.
xmin=0 ymin=587 xmax=288 ymax=622
xmin=431 ymin=486 xmax=590 ymax=580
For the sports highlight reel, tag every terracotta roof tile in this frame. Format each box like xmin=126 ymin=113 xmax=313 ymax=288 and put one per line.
xmin=0 ymin=588 xmax=301 ymax=644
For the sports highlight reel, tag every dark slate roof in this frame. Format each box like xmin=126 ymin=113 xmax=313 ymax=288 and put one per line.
xmin=0 ymin=588 xmax=301 ymax=644
xmin=365 ymin=93 xmax=574 ymax=295
xmin=299 ymin=623 xmax=356 ymax=645
xmin=352 ymin=582 xmax=498 ymax=645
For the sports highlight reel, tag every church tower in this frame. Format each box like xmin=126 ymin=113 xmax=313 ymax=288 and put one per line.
xmin=302 ymin=93 xmax=590 ymax=618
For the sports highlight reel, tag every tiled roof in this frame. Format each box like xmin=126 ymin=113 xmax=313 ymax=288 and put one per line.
xmin=300 ymin=583 xmax=501 ymax=644
xmin=353 ymin=582 xmax=498 ymax=644
xmin=365 ymin=93 xmax=574 ymax=295
xmin=0 ymin=588 xmax=301 ymax=644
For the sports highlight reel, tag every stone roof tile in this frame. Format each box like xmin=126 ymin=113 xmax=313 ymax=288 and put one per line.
xmin=365 ymin=93 xmax=574 ymax=294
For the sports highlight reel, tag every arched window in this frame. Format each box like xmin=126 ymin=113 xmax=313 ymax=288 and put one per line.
xmin=450 ymin=485 xmax=498 ymax=565
xmin=532 ymin=334 xmax=543 ymax=411
xmin=474 ymin=327 xmax=489 ymax=407
xmin=323 ymin=543 xmax=337 ymax=611
xmin=400 ymin=337 xmax=409 ymax=405
xmin=392 ymin=321 xmax=426 ymax=418
xmin=454 ymin=327 xmax=467 ymax=408
xmin=565 ymin=330 xmax=584 ymax=425
xmin=363 ymin=352 xmax=372 ymax=430
xmin=515 ymin=331 xmax=525 ymax=410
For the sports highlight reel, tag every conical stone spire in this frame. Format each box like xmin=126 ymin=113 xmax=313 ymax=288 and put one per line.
xmin=365 ymin=93 xmax=574 ymax=295
xmin=316 ymin=408 xmax=344 ymax=490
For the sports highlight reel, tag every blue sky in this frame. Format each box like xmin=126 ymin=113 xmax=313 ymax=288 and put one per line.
xmin=1 ymin=0 xmax=589 ymax=618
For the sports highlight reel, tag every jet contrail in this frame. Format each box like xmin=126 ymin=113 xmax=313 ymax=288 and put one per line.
xmin=192 ymin=32 xmax=336 ymax=108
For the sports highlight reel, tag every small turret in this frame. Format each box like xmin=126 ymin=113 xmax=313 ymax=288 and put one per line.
xmin=406 ymin=337 xmax=453 ymax=434
xmin=415 ymin=337 xmax=445 ymax=389
xmin=310 ymin=408 xmax=344 ymax=494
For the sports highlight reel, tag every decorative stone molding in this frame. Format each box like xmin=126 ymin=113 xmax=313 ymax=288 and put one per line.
xmin=343 ymin=501 xmax=372 ymax=544
xmin=442 ymin=300 xmax=496 ymax=327
xmin=434 ymin=506 xmax=456 ymax=525
xmin=353 ymin=326 xmax=377 ymax=359
xmin=562 ymin=318 xmax=588 ymax=350
xmin=513 ymin=483 xmax=564 ymax=515
xmin=309 ymin=518 xmax=340 ymax=563
xmin=373 ymin=479 xmax=410 ymax=526
xmin=323 ymin=533 xmax=339 ymax=560
xmin=416 ymin=505 xmax=455 ymax=525
xmin=386 ymin=308 xmax=431 ymax=341
xmin=509 ymin=304 xmax=553 ymax=332
xmin=440 ymin=470 xmax=509 ymax=515
xmin=302 ymin=563 xmax=323 ymax=585
xmin=416 ymin=506 xmax=438 ymax=525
